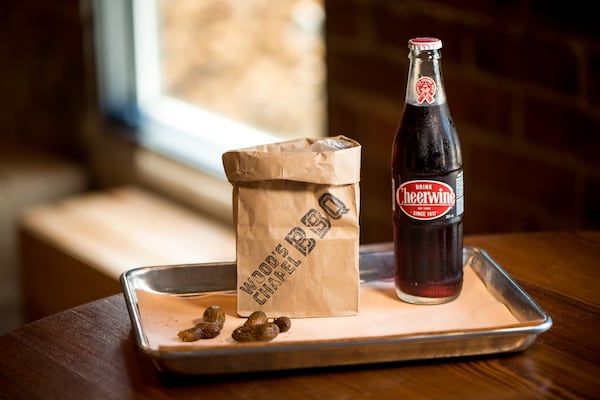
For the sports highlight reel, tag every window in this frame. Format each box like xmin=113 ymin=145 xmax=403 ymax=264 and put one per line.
xmin=93 ymin=0 xmax=326 ymax=180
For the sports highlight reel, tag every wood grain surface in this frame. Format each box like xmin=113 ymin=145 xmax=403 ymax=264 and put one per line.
xmin=1 ymin=231 xmax=599 ymax=399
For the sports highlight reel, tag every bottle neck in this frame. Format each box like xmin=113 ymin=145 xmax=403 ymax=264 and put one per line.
xmin=405 ymin=49 xmax=446 ymax=106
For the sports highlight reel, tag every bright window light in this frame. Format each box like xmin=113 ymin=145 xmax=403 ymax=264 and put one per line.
xmin=93 ymin=0 xmax=326 ymax=179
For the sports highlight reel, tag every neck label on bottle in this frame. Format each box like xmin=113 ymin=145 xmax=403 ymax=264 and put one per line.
xmin=415 ymin=77 xmax=437 ymax=104
xmin=397 ymin=180 xmax=455 ymax=220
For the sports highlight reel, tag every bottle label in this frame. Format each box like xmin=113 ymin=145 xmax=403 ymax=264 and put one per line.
xmin=396 ymin=178 xmax=459 ymax=221
xmin=415 ymin=77 xmax=437 ymax=104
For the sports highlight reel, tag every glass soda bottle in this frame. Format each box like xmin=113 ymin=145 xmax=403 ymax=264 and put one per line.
xmin=391 ymin=37 xmax=464 ymax=304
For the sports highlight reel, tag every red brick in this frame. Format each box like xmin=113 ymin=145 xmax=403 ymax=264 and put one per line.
xmin=468 ymin=145 xmax=578 ymax=215
xmin=444 ymin=76 xmax=514 ymax=138
xmin=361 ymin=156 xmax=392 ymax=204
xmin=523 ymin=97 xmax=600 ymax=166
xmin=463 ymin=194 xmax=528 ymax=233
xmin=463 ymin=189 xmax=576 ymax=233
xmin=327 ymin=49 xmax=405 ymax=100
xmin=0 ymin=0 xmax=87 ymax=159
xmin=327 ymin=98 xmax=366 ymax=140
xmin=370 ymin=3 xmax=467 ymax=65
xmin=587 ymin=48 xmax=600 ymax=108
xmin=359 ymin=112 xmax=398 ymax=161
xmin=324 ymin=0 xmax=363 ymax=40
xmin=360 ymin=152 xmax=394 ymax=243
xmin=427 ymin=0 xmax=523 ymax=19
xmin=530 ymin=0 xmax=600 ymax=39
xmin=473 ymin=29 xmax=578 ymax=95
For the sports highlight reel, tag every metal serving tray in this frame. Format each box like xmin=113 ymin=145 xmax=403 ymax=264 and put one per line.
xmin=121 ymin=244 xmax=552 ymax=375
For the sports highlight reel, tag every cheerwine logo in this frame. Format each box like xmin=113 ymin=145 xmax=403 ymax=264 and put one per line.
xmin=397 ymin=180 xmax=455 ymax=220
xmin=415 ymin=76 xmax=437 ymax=104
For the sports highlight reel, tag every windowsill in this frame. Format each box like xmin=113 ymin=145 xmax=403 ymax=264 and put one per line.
xmin=17 ymin=120 xmax=239 ymax=322
xmin=134 ymin=149 xmax=234 ymax=225
xmin=20 ymin=184 xmax=236 ymax=321
xmin=84 ymin=121 xmax=234 ymax=226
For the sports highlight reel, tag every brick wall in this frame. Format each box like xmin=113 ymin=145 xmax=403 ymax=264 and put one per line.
xmin=0 ymin=0 xmax=89 ymax=160
xmin=325 ymin=0 xmax=600 ymax=242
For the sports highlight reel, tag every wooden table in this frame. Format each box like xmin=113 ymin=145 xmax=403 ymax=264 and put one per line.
xmin=1 ymin=231 xmax=599 ymax=399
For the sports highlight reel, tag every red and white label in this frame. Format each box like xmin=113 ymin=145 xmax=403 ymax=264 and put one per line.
xmin=415 ymin=77 xmax=437 ymax=104
xmin=397 ymin=180 xmax=455 ymax=220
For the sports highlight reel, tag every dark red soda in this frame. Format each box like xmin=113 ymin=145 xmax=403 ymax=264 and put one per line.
xmin=392 ymin=103 xmax=463 ymax=304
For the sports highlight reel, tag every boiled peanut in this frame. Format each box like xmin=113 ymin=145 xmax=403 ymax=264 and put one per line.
xmin=243 ymin=310 xmax=268 ymax=327
xmin=178 ymin=305 xmax=225 ymax=341
xmin=232 ymin=322 xmax=280 ymax=342
xmin=254 ymin=322 xmax=280 ymax=341
xmin=203 ymin=305 xmax=226 ymax=330
xmin=231 ymin=326 xmax=255 ymax=342
xmin=177 ymin=324 xmax=204 ymax=342
xmin=273 ymin=316 xmax=292 ymax=333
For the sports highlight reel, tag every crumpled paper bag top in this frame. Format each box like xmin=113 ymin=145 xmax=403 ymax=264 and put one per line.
xmin=222 ymin=135 xmax=361 ymax=185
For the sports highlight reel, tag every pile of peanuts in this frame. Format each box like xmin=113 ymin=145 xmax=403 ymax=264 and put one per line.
xmin=177 ymin=306 xmax=291 ymax=343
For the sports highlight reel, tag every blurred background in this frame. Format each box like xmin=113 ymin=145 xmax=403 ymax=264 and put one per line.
xmin=1 ymin=0 xmax=598 ymax=335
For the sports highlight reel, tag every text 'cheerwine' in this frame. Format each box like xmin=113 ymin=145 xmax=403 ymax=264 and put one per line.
xmin=397 ymin=180 xmax=456 ymax=220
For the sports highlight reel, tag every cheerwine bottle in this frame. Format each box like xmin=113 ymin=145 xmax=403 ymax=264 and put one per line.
xmin=391 ymin=37 xmax=464 ymax=305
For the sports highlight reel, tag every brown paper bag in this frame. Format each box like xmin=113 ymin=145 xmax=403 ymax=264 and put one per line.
xmin=222 ymin=135 xmax=361 ymax=318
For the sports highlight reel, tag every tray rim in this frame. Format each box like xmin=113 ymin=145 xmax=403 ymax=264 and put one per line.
xmin=120 ymin=245 xmax=552 ymax=375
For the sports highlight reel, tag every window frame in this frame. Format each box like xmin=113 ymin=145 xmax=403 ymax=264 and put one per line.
xmin=92 ymin=0 xmax=285 ymax=179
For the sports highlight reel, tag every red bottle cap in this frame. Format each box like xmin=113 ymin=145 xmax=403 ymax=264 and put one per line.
xmin=408 ymin=37 xmax=442 ymax=50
